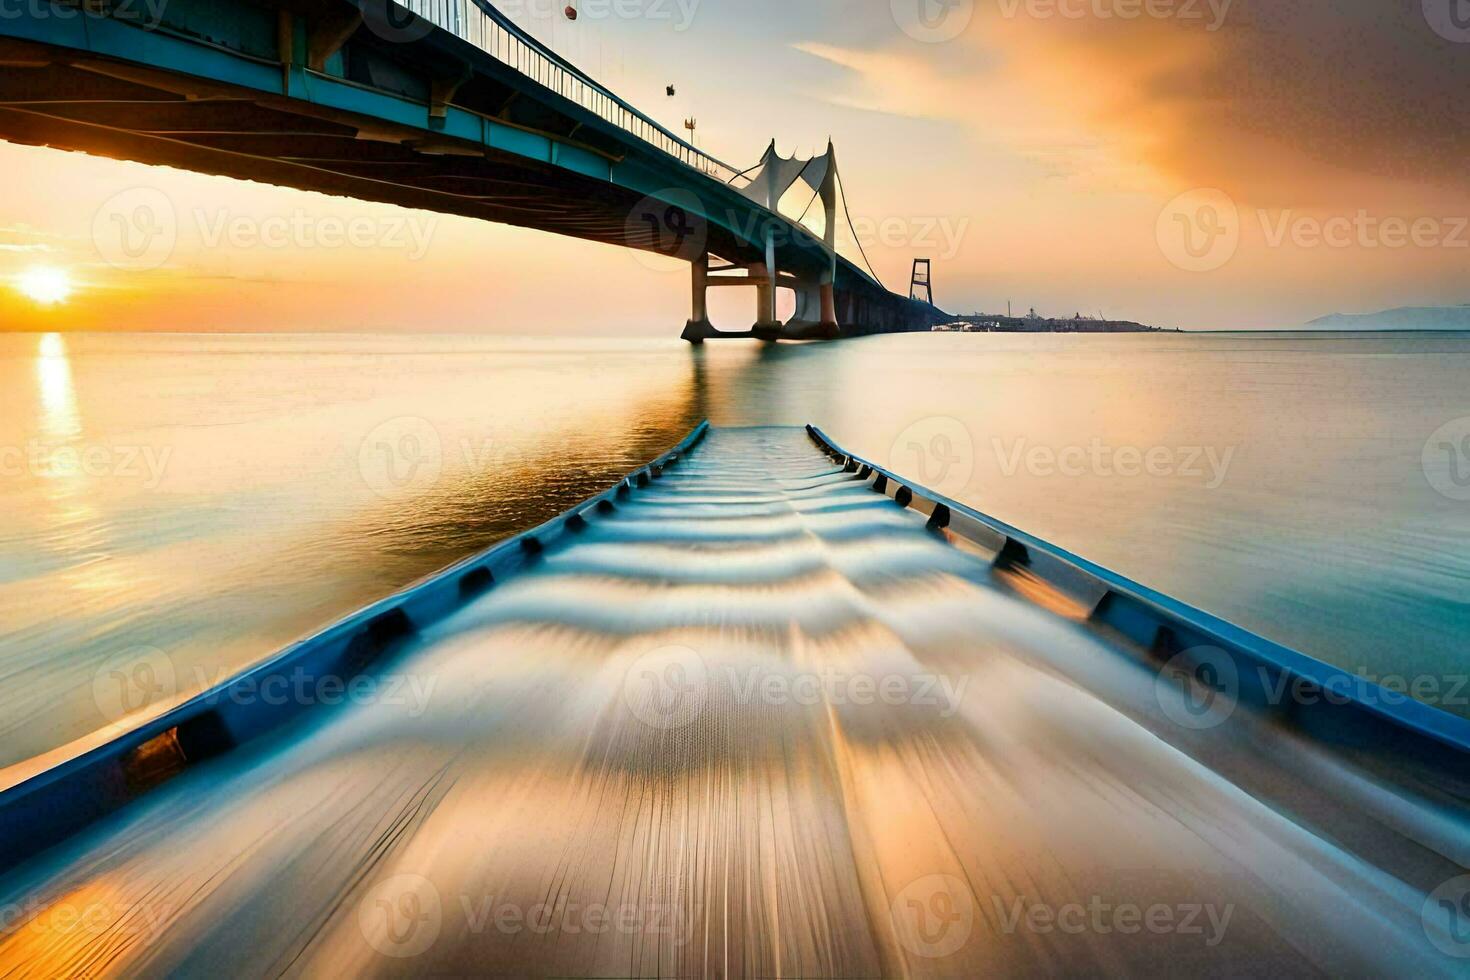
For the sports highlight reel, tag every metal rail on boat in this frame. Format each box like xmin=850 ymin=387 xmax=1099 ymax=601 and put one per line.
xmin=805 ymin=423 xmax=1470 ymax=764
xmin=0 ymin=421 xmax=711 ymax=872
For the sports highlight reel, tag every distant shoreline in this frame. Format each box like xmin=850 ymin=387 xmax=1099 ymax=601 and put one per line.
xmin=933 ymin=315 xmax=1172 ymax=334
xmin=1304 ymin=305 xmax=1470 ymax=331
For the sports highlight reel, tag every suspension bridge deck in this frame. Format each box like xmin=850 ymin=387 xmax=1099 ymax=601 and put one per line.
xmin=0 ymin=426 xmax=1466 ymax=976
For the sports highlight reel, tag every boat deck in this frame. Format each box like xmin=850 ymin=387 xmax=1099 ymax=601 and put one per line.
xmin=0 ymin=426 xmax=1465 ymax=977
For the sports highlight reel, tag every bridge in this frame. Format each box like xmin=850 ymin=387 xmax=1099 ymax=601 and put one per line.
xmin=0 ymin=423 xmax=1466 ymax=974
xmin=0 ymin=0 xmax=948 ymax=339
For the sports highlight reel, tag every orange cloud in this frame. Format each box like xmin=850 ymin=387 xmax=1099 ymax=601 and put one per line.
xmin=807 ymin=1 xmax=1470 ymax=210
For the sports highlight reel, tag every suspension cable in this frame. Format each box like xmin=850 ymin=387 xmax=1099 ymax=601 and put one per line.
xmin=836 ymin=170 xmax=886 ymax=290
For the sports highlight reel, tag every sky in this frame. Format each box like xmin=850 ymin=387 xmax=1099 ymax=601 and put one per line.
xmin=1 ymin=0 xmax=1467 ymax=333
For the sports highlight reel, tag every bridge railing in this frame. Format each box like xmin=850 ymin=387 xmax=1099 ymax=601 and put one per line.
xmin=395 ymin=0 xmax=748 ymax=184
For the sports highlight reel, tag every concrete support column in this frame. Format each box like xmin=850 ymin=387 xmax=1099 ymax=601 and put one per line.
xmin=754 ymin=232 xmax=780 ymax=339
xmin=820 ymin=281 xmax=839 ymax=335
xmin=779 ymin=276 xmax=840 ymax=341
xmin=681 ymin=252 xmax=713 ymax=344
xmin=692 ymin=252 xmax=709 ymax=323
xmin=765 ymin=234 xmax=778 ymax=323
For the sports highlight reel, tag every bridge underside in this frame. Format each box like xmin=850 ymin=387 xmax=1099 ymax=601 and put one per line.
xmin=0 ymin=14 xmax=945 ymax=339
xmin=0 ymin=37 xmax=761 ymax=264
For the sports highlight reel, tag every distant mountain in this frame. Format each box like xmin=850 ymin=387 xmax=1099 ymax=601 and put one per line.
xmin=1305 ymin=305 xmax=1470 ymax=330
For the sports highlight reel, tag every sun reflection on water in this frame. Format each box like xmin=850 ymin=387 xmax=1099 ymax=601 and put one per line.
xmin=35 ymin=332 xmax=80 ymax=444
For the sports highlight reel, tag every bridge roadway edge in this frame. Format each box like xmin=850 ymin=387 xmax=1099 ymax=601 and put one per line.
xmin=0 ymin=17 xmax=754 ymax=247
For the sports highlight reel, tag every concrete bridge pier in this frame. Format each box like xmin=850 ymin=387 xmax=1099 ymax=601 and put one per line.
xmin=681 ymin=252 xmax=841 ymax=343
xmin=679 ymin=252 xmax=792 ymax=343
xmin=782 ymin=272 xmax=841 ymax=341
xmin=681 ymin=253 xmax=715 ymax=343
xmin=752 ymin=233 xmax=782 ymax=341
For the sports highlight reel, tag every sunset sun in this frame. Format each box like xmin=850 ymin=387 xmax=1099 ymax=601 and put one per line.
xmin=15 ymin=265 xmax=73 ymax=305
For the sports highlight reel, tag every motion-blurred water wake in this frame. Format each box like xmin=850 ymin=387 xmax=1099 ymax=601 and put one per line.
xmin=1 ymin=428 xmax=1463 ymax=976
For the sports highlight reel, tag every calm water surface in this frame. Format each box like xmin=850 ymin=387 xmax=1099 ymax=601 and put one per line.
xmin=1 ymin=330 xmax=1467 ymax=773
